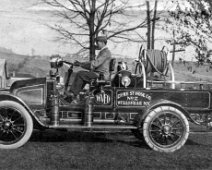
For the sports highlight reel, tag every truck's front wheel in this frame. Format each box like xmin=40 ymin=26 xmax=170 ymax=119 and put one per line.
xmin=0 ymin=101 xmax=33 ymax=149
xmin=143 ymin=106 xmax=189 ymax=152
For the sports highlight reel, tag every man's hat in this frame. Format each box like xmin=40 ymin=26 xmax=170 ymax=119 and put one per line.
xmin=95 ymin=36 xmax=107 ymax=43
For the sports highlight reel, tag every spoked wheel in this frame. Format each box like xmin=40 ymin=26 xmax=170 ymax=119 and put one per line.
xmin=0 ymin=101 xmax=33 ymax=149
xmin=143 ymin=106 xmax=189 ymax=152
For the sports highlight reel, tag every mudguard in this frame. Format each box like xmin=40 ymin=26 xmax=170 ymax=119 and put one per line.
xmin=0 ymin=92 xmax=46 ymax=128
xmin=140 ymin=99 xmax=194 ymax=123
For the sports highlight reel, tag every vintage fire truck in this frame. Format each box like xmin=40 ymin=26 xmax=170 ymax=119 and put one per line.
xmin=0 ymin=46 xmax=211 ymax=152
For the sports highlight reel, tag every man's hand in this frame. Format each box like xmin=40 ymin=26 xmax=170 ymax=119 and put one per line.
xmin=74 ymin=60 xmax=81 ymax=67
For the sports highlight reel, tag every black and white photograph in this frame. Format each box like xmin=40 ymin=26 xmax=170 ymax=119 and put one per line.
xmin=0 ymin=0 xmax=212 ymax=169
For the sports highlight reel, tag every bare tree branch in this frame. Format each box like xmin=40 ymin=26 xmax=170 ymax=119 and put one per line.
xmin=42 ymin=0 xmax=148 ymax=60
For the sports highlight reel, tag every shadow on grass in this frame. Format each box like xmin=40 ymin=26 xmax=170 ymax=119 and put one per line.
xmin=30 ymin=130 xmax=150 ymax=149
xmin=185 ymin=139 xmax=201 ymax=146
xmin=30 ymin=130 xmax=207 ymax=150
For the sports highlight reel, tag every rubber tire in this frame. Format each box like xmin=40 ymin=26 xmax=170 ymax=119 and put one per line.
xmin=143 ymin=106 xmax=189 ymax=153
xmin=0 ymin=101 xmax=33 ymax=149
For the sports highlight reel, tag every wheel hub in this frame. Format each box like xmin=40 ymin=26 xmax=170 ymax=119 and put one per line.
xmin=2 ymin=119 xmax=13 ymax=132
xmin=162 ymin=125 xmax=172 ymax=135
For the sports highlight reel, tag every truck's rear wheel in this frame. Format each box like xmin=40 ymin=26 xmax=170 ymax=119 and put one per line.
xmin=143 ymin=106 xmax=189 ymax=152
xmin=0 ymin=101 xmax=33 ymax=149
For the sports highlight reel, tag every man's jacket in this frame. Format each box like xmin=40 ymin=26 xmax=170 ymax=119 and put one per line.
xmin=81 ymin=47 xmax=112 ymax=79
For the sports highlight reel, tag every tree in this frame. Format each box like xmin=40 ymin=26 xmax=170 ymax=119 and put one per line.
xmin=146 ymin=0 xmax=159 ymax=50
xmin=41 ymin=0 xmax=148 ymax=61
xmin=146 ymin=1 xmax=151 ymax=49
xmin=164 ymin=0 xmax=212 ymax=63
xmin=151 ymin=0 xmax=158 ymax=49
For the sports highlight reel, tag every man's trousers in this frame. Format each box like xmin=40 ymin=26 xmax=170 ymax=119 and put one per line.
xmin=69 ymin=70 xmax=98 ymax=95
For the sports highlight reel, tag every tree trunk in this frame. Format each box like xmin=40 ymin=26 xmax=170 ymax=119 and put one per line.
xmin=89 ymin=31 xmax=95 ymax=61
xmin=146 ymin=1 xmax=151 ymax=49
xmin=151 ymin=0 xmax=158 ymax=49
xmin=89 ymin=0 xmax=96 ymax=61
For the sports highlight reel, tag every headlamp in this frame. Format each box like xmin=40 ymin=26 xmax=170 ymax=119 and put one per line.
xmin=121 ymin=76 xmax=131 ymax=87
xmin=50 ymin=55 xmax=63 ymax=69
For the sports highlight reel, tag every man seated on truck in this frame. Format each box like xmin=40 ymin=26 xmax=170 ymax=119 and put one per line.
xmin=66 ymin=36 xmax=112 ymax=104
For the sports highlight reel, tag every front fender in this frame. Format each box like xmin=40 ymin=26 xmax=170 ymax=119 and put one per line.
xmin=140 ymin=99 xmax=194 ymax=123
xmin=0 ymin=92 xmax=47 ymax=128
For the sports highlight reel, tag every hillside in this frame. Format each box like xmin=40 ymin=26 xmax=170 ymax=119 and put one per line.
xmin=174 ymin=62 xmax=212 ymax=82
xmin=0 ymin=48 xmax=212 ymax=82
xmin=0 ymin=50 xmax=49 ymax=77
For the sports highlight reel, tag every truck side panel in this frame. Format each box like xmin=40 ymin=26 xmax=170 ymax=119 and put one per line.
xmin=115 ymin=89 xmax=210 ymax=110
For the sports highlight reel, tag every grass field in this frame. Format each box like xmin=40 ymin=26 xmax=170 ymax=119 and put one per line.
xmin=1 ymin=129 xmax=212 ymax=170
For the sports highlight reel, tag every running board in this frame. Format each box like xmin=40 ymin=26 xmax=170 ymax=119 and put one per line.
xmin=49 ymin=124 xmax=137 ymax=129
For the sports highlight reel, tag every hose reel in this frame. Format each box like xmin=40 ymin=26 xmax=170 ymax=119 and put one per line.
xmin=138 ymin=45 xmax=169 ymax=76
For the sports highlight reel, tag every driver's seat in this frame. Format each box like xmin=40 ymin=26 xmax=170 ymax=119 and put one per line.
xmin=108 ymin=58 xmax=116 ymax=81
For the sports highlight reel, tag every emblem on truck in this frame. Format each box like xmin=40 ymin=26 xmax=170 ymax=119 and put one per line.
xmin=95 ymin=92 xmax=111 ymax=105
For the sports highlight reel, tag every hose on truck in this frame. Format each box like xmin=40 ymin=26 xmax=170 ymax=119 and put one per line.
xmin=138 ymin=46 xmax=169 ymax=76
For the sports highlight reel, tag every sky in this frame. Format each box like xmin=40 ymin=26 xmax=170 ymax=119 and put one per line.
xmin=0 ymin=0 xmax=193 ymax=60
xmin=0 ymin=0 xmax=73 ymax=56
xmin=0 ymin=0 xmax=37 ymax=11
xmin=0 ymin=0 xmax=190 ymax=11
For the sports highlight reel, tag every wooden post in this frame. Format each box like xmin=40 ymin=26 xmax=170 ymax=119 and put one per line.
xmin=152 ymin=0 xmax=158 ymax=49
xmin=146 ymin=1 xmax=151 ymax=49
xmin=172 ymin=30 xmax=176 ymax=67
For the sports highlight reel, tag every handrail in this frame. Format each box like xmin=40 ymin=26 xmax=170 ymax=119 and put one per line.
xmin=139 ymin=61 xmax=146 ymax=88
xmin=169 ymin=62 xmax=175 ymax=89
xmin=146 ymin=80 xmax=212 ymax=85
